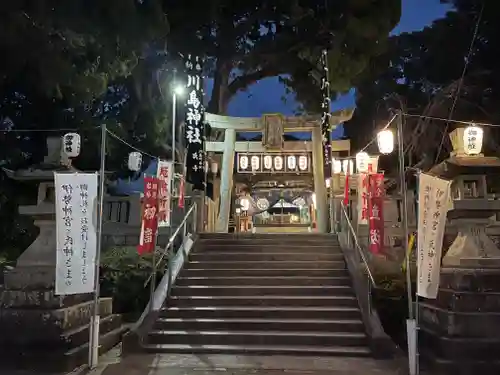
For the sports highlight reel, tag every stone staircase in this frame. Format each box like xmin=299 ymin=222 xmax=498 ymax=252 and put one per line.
xmin=142 ymin=233 xmax=370 ymax=356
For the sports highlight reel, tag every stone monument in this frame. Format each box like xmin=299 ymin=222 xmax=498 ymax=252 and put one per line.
xmin=0 ymin=137 xmax=124 ymax=372
xmin=418 ymin=128 xmax=500 ymax=375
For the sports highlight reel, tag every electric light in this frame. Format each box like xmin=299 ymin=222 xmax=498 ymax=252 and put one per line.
xmin=377 ymin=129 xmax=394 ymax=155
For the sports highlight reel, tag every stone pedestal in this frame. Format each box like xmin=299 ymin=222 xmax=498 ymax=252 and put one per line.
xmin=0 ymin=219 xmax=124 ymax=372
xmin=419 ymin=267 xmax=500 ymax=375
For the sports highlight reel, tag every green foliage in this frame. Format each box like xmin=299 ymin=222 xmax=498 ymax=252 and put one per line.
xmin=164 ymin=0 xmax=401 ymax=114
xmin=346 ymin=0 xmax=500 ymax=170
xmin=99 ymin=246 xmax=165 ymax=321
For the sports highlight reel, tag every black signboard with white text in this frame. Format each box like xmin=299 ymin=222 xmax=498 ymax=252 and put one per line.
xmin=320 ymin=50 xmax=332 ymax=179
xmin=184 ymin=54 xmax=205 ymax=189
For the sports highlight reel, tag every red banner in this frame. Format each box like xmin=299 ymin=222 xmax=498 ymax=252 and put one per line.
xmin=178 ymin=175 xmax=185 ymax=208
xmin=368 ymin=173 xmax=385 ymax=254
xmin=138 ymin=177 xmax=159 ymax=255
xmin=157 ymin=160 xmax=173 ymax=226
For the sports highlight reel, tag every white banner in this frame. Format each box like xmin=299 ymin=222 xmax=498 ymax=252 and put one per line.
xmin=417 ymin=173 xmax=452 ymax=299
xmin=55 ymin=173 xmax=98 ymax=295
xmin=157 ymin=160 xmax=173 ymax=227
xmin=357 ymin=173 xmax=369 ymax=225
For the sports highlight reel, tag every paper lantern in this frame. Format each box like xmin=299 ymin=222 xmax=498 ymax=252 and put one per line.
xmin=264 ymin=155 xmax=273 ymax=169
xmin=377 ymin=130 xmax=394 ymax=155
xmin=325 ymin=178 xmax=331 ymax=188
xmin=287 ymin=155 xmax=297 ymax=170
xmin=239 ymin=155 xmax=249 ymax=170
xmin=127 ymin=152 xmax=142 ymax=172
xmin=356 ymin=152 xmax=370 ymax=173
xmin=240 ymin=198 xmax=250 ymax=211
xmin=298 ymin=155 xmax=308 ymax=171
xmin=274 ymin=156 xmax=283 ymax=170
xmin=342 ymin=159 xmax=354 ymax=175
xmin=332 ymin=158 xmax=342 ymax=174
xmin=210 ymin=162 xmax=218 ymax=174
xmin=251 ymin=156 xmax=260 ymax=171
xmin=463 ymin=125 xmax=483 ymax=155
xmin=62 ymin=133 xmax=81 ymax=158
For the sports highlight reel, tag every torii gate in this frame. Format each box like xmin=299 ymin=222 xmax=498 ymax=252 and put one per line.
xmin=205 ymin=109 xmax=354 ymax=233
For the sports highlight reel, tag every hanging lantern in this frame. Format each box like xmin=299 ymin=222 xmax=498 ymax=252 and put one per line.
xmin=298 ymin=155 xmax=308 ymax=171
xmin=210 ymin=162 xmax=219 ymax=175
xmin=251 ymin=155 xmax=260 ymax=171
xmin=463 ymin=125 xmax=483 ymax=155
xmin=377 ymin=130 xmax=394 ymax=155
xmin=127 ymin=152 xmax=142 ymax=172
xmin=264 ymin=155 xmax=273 ymax=169
xmin=325 ymin=178 xmax=331 ymax=188
xmin=240 ymin=198 xmax=250 ymax=211
xmin=239 ymin=155 xmax=249 ymax=170
xmin=356 ymin=152 xmax=370 ymax=173
xmin=332 ymin=159 xmax=342 ymax=174
xmin=287 ymin=155 xmax=297 ymax=170
xmin=62 ymin=133 xmax=81 ymax=158
xmin=342 ymin=159 xmax=354 ymax=175
xmin=274 ymin=156 xmax=283 ymax=170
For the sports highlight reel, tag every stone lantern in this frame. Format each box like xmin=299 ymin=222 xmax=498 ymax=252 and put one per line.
xmin=0 ymin=137 xmax=123 ymax=372
xmin=418 ymin=128 xmax=500 ymax=374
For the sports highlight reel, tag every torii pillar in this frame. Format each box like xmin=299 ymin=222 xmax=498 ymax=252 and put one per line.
xmin=216 ymin=128 xmax=236 ymax=232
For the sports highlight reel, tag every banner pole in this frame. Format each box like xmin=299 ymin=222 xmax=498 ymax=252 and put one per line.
xmin=398 ymin=112 xmax=417 ymax=375
xmin=89 ymin=123 xmax=107 ymax=369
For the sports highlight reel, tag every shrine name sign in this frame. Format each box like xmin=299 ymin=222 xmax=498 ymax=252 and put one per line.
xmin=237 ymin=153 xmax=311 ymax=174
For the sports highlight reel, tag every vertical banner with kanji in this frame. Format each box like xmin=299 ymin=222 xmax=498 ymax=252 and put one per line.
xmin=184 ymin=54 xmax=205 ymax=189
xmin=156 ymin=160 xmax=173 ymax=227
xmin=417 ymin=173 xmax=451 ymax=299
xmin=320 ymin=50 xmax=332 ymax=179
xmin=368 ymin=173 xmax=385 ymax=254
xmin=138 ymin=177 xmax=159 ymax=255
xmin=54 ymin=173 xmax=98 ymax=295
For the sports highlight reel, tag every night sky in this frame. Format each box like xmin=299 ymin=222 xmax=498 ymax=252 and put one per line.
xmin=207 ymin=0 xmax=452 ymax=140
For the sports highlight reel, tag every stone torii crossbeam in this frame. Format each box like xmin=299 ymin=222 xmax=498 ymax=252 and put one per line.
xmin=204 ymin=109 xmax=354 ymax=233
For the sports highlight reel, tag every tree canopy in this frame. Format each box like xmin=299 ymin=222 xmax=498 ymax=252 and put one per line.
xmin=345 ymin=0 xmax=500 ymax=171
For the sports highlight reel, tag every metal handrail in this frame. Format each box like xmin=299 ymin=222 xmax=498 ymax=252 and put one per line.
xmin=144 ymin=202 xmax=197 ymax=286
xmin=339 ymin=202 xmax=376 ymax=287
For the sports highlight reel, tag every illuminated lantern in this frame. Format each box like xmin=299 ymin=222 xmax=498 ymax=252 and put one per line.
xmin=62 ymin=133 xmax=81 ymax=158
xmin=251 ymin=156 xmax=260 ymax=171
xmin=239 ymin=155 xmax=249 ymax=170
xmin=298 ymin=155 xmax=308 ymax=171
xmin=287 ymin=155 xmax=297 ymax=170
xmin=342 ymin=159 xmax=354 ymax=175
xmin=264 ymin=155 xmax=273 ymax=169
xmin=211 ymin=162 xmax=218 ymax=175
xmin=377 ymin=130 xmax=394 ymax=155
xmin=274 ymin=156 xmax=283 ymax=170
xmin=356 ymin=152 xmax=370 ymax=173
xmin=127 ymin=152 xmax=142 ymax=172
xmin=325 ymin=178 xmax=331 ymax=188
xmin=463 ymin=125 xmax=483 ymax=155
xmin=332 ymin=159 xmax=342 ymax=174
xmin=240 ymin=198 xmax=250 ymax=211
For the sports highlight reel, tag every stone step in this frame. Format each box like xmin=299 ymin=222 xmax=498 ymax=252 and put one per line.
xmin=171 ymin=285 xmax=354 ymax=297
xmin=167 ymin=295 xmax=359 ymax=308
xmin=185 ymin=260 xmax=346 ymax=270
xmin=154 ymin=318 xmax=365 ymax=333
xmin=147 ymin=330 xmax=367 ymax=347
xmin=162 ymin=305 xmax=361 ymax=320
xmin=175 ymin=276 xmax=351 ymax=287
xmin=199 ymin=233 xmax=336 ymax=240
xmin=143 ymin=343 xmax=371 ymax=357
xmin=189 ymin=252 xmax=344 ymax=262
xmin=197 ymin=243 xmax=342 ymax=251
xmin=181 ymin=268 xmax=349 ymax=277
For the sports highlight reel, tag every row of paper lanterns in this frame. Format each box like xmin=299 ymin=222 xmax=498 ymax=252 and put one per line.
xmin=61 ymin=124 xmax=483 ymax=174
xmin=239 ymin=154 xmax=308 ymax=171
